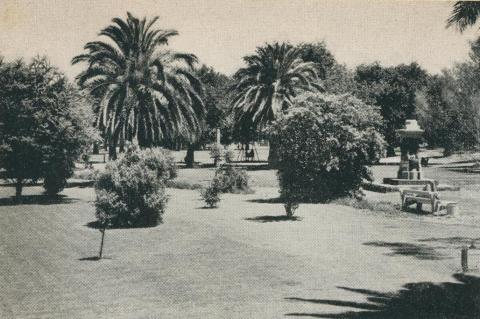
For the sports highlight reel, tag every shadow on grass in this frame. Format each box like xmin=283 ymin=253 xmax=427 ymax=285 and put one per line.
xmin=0 ymin=194 xmax=78 ymax=206
xmin=85 ymin=220 xmax=160 ymax=230
xmin=78 ymin=256 xmax=112 ymax=261
xmin=247 ymin=197 xmax=284 ymax=204
xmin=245 ymin=215 xmax=302 ymax=223
xmin=285 ymin=273 xmax=480 ymax=318
xmin=363 ymin=241 xmax=448 ymax=260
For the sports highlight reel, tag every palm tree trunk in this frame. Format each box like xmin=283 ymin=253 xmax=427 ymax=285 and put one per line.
xmin=15 ymin=179 xmax=23 ymax=200
xmin=108 ymin=139 xmax=117 ymax=161
xmin=185 ymin=144 xmax=195 ymax=168
xmin=119 ymin=126 xmax=125 ymax=153
xmin=268 ymin=139 xmax=279 ymax=168
xmin=93 ymin=142 xmax=99 ymax=155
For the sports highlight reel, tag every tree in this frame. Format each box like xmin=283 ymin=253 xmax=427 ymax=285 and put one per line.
xmin=447 ymin=1 xmax=480 ymax=32
xmin=271 ymin=93 xmax=385 ymax=216
xmin=418 ymin=64 xmax=480 ymax=155
xmin=72 ymin=12 xmax=205 ymax=160
xmin=0 ymin=57 xmax=94 ymax=198
xmin=355 ymin=62 xmax=428 ymax=156
xmin=297 ymin=42 xmax=357 ymax=95
xmin=230 ymin=42 xmax=320 ymax=163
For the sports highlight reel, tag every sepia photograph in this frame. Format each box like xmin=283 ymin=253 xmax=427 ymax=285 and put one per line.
xmin=1 ymin=0 xmax=480 ymax=317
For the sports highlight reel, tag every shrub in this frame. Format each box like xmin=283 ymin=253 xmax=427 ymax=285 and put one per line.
xmin=270 ymin=92 xmax=385 ymax=214
xmin=93 ymin=147 xmax=171 ymax=228
xmin=200 ymin=181 xmax=221 ymax=208
xmin=212 ymin=165 xmax=250 ymax=193
xmin=73 ymin=168 xmax=98 ymax=180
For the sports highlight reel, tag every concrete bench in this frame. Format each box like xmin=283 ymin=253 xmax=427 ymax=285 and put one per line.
xmin=400 ymin=189 xmax=440 ymax=213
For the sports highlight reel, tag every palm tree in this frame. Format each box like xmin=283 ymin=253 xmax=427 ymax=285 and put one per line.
xmin=230 ymin=42 xmax=320 ymax=163
xmin=447 ymin=1 xmax=480 ymax=32
xmin=72 ymin=12 xmax=204 ymax=159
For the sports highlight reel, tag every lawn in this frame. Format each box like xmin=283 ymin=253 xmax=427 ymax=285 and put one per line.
xmin=1 ymin=178 xmax=479 ymax=318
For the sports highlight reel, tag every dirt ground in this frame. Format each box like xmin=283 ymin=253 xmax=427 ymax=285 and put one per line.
xmin=0 ymin=182 xmax=479 ymax=318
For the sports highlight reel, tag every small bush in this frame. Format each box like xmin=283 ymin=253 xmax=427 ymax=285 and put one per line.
xmin=73 ymin=168 xmax=98 ymax=180
xmin=213 ymin=165 xmax=250 ymax=193
xmin=165 ymin=180 xmax=204 ymax=190
xmin=200 ymin=181 xmax=221 ymax=208
xmin=270 ymin=93 xmax=386 ymax=215
xmin=94 ymin=147 xmax=171 ymax=228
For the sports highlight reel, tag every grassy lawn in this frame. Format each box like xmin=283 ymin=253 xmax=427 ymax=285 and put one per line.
xmin=1 ymin=179 xmax=479 ymax=318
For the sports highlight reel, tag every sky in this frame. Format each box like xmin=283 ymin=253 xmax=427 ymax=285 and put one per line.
xmin=0 ymin=0 xmax=478 ymax=80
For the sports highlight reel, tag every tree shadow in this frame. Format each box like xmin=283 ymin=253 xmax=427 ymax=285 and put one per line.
xmin=247 ymin=197 xmax=284 ymax=204
xmin=363 ymin=241 xmax=448 ymax=260
xmin=85 ymin=220 xmax=159 ymax=230
xmin=245 ymin=215 xmax=302 ymax=223
xmin=78 ymin=256 xmax=112 ymax=261
xmin=0 ymin=194 xmax=78 ymax=206
xmin=285 ymin=273 xmax=480 ymax=318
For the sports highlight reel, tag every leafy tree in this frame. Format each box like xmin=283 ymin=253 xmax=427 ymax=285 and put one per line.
xmin=230 ymin=42 xmax=320 ymax=163
xmin=271 ymin=93 xmax=385 ymax=216
xmin=0 ymin=57 xmax=94 ymax=198
xmin=418 ymin=64 xmax=480 ymax=155
xmin=72 ymin=12 xmax=205 ymax=159
xmin=447 ymin=1 xmax=480 ymax=32
xmin=297 ymin=42 xmax=356 ymax=95
xmin=355 ymin=62 xmax=428 ymax=156
xmin=297 ymin=42 xmax=336 ymax=80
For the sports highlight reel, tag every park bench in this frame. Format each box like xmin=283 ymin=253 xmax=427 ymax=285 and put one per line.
xmin=400 ymin=188 xmax=440 ymax=213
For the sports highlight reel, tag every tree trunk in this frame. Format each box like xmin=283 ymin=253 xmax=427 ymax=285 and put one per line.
xmin=98 ymin=228 xmax=105 ymax=259
xmin=15 ymin=179 xmax=23 ymax=200
xmin=119 ymin=127 xmax=125 ymax=153
xmin=93 ymin=142 xmax=100 ymax=155
xmin=108 ymin=139 xmax=117 ymax=161
xmin=185 ymin=144 xmax=195 ymax=168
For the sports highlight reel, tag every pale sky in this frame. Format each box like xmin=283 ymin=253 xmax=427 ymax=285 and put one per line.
xmin=0 ymin=0 xmax=478 ymax=79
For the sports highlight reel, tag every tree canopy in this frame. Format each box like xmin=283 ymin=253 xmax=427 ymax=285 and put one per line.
xmin=0 ymin=57 xmax=95 ymax=197
xmin=354 ymin=62 xmax=428 ymax=156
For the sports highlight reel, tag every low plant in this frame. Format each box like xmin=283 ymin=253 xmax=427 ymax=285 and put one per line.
xmin=165 ymin=180 xmax=204 ymax=190
xmin=213 ymin=165 xmax=250 ymax=193
xmin=200 ymin=181 xmax=221 ymax=208
xmin=73 ymin=168 xmax=98 ymax=180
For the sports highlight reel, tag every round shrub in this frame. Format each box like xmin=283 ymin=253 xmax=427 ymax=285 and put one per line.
xmin=94 ymin=147 xmax=173 ymax=228
xmin=270 ymin=93 xmax=385 ymax=211
xmin=212 ymin=165 xmax=250 ymax=193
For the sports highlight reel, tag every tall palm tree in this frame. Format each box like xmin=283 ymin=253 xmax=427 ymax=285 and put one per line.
xmin=230 ymin=42 xmax=320 ymax=163
xmin=447 ymin=1 xmax=480 ymax=32
xmin=72 ymin=12 xmax=204 ymax=159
